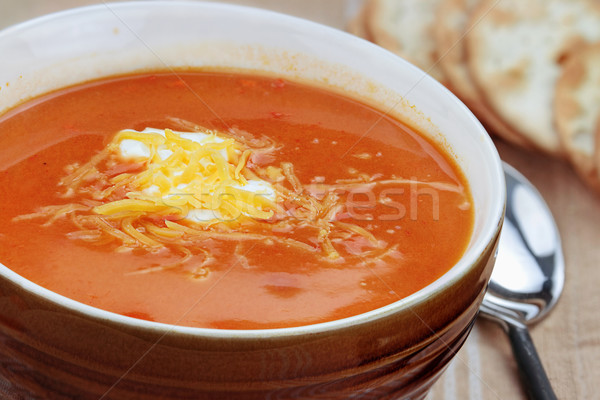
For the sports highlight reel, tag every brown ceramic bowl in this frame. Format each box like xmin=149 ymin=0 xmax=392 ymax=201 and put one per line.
xmin=0 ymin=3 xmax=504 ymax=399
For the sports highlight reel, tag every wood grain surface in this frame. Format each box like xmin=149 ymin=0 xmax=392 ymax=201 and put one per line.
xmin=1 ymin=1 xmax=598 ymax=399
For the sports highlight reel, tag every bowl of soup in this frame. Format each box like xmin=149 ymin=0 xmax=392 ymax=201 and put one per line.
xmin=0 ymin=2 xmax=504 ymax=399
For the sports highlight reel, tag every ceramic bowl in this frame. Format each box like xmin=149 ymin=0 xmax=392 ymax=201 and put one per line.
xmin=0 ymin=2 xmax=504 ymax=399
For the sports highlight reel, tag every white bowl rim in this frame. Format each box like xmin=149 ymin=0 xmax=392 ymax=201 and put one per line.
xmin=0 ymin=1 xmax=505 ymax=339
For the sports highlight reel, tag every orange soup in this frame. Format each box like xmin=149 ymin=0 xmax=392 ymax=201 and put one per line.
xmin=0 ymin=71 xmax=473 ymax=329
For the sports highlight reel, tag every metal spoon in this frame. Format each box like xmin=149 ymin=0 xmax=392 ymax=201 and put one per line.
xmin=480 ymin=162 xmax=564 ymax=400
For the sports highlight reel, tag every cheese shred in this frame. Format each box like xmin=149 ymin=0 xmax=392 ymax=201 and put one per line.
xmin=12 ymin=121 xmax=421 ymax=275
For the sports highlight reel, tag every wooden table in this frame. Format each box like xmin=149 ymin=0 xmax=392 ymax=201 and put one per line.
xmin=1 ymin=1 xmax=598 ymax=399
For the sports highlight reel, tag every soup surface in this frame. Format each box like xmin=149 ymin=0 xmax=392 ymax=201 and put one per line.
xmin=0 ymin=71 xmax=473 ymax=329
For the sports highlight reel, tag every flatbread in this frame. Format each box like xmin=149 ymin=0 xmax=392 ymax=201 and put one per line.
xmin=346 ymin=1 xmax=373 ymax=41
xmin=595 ymin=116 xmax=600 ymax=189
xmin=433 ymin=0 xmax=480 ymax=101
xmin=367 ymin=0 xmax=446 ymax=82
xmin=467 ymin=0 xmax=600 ymax=156
xmin=555 ymin=43 xmax=600 ymax=188
xmin=433 ymin=0 xmax=532 ymax=148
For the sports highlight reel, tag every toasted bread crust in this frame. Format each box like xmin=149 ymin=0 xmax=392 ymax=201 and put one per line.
xmin=367 ymin=0 xmax=446 ymax=82
xmin=347 ymin=1 xmax=373 ymax=41
xmin=467 ymin=0 xmax=600 ymax=157
xmin=555 ymin=43 xmax=600 ymax=188
xmin=595 ymin=115 xmax=600 ymax=191
xmin=433 ymin=0 xmax=533 ymax=148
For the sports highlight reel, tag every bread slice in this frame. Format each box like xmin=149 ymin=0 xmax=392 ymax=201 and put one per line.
xmin=347 ymin=1 xmax=373 ymax=41
xmin=467 ymin=0 xmax=600 ymax=156
xmin=367 ymin=0 xmax=446 ymax=82
xmin=595 ymin=116 xmax=600 ymax=190
xmin=433 ymin=0 xmax=480 ymax=101
xmin=555 ymin=43 xmax=600 ymax=189
xmin=433 ymin=0 xmax=532 ymax=148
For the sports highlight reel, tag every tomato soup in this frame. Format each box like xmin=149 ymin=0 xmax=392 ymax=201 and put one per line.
xmin=0 ymin=71 xmax=473 ymax=329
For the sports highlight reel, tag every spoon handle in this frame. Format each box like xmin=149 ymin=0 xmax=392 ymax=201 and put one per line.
xmin=506 ymin=321 xmax=557 ymax=400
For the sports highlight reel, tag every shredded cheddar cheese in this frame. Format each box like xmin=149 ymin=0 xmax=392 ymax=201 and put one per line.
xmin=91 ymin=127 xmax=276 ymax=224
xmin=14 ymin=120 xmax=466 ymax=277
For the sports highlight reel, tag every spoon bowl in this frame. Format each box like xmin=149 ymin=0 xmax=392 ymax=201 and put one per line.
xmin=480 ymin=162 xmax=564 ymax=400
